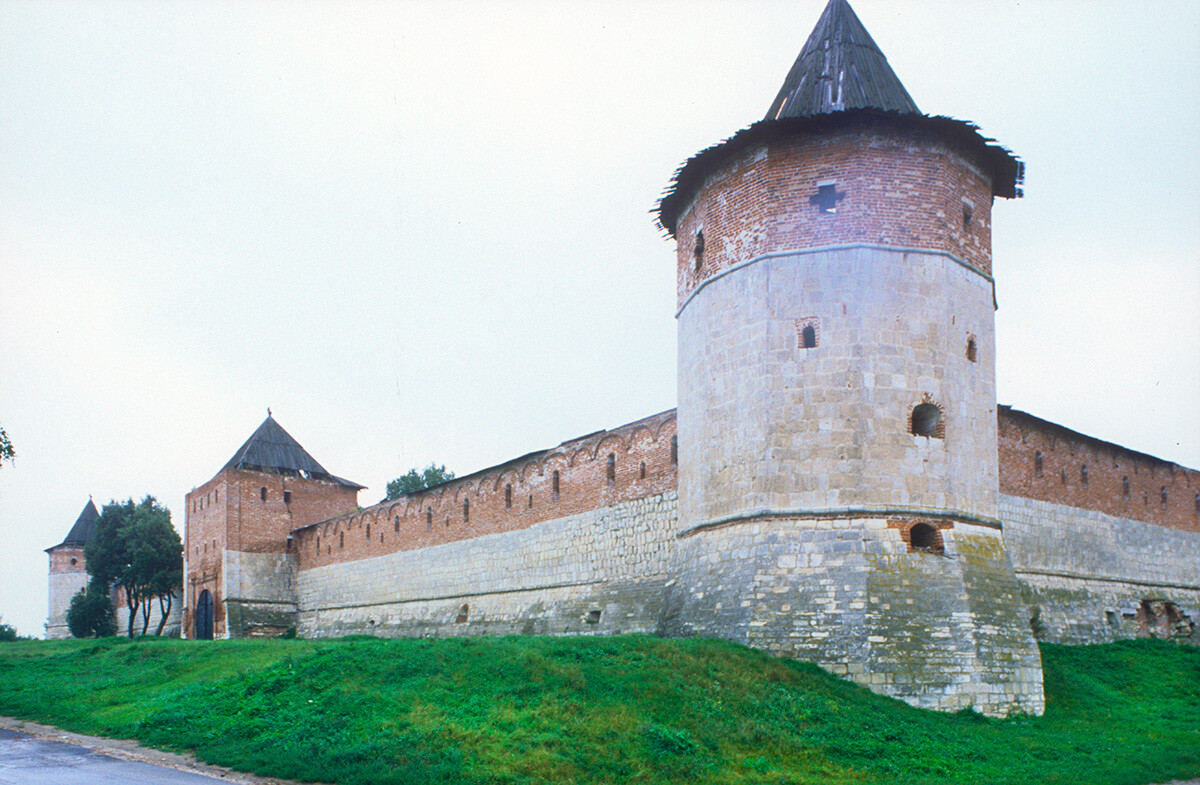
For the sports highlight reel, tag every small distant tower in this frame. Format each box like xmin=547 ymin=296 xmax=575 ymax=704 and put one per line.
xmin=659 ymin=0 xmax=1043 ymax=716
xmin=185 ymin=415 xmax=362 ymax=639
xmin=45 ymin=499 xmax=100 ymax=639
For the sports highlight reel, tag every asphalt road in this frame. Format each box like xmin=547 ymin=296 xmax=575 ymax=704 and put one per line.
xmin=0 ymin=727 xmax=234 ymax=784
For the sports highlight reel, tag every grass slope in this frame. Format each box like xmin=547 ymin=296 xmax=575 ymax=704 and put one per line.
xmin=0 ymin=635 xmax=1197 ymax=785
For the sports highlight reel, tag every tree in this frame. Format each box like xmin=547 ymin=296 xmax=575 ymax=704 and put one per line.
xmin=385 ymin=463 xmax=455 ymax=501
xmin=0 ymin=426 xmax=13 ymax=467
xmin=66 ymin=587 xmax=116 ymax=638
xmin=85 ymin=496 xmax=182 ymax=637
xmin=0 ymin=617 xmax=21 ymax=642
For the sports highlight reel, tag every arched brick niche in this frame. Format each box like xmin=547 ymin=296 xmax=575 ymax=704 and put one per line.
xmin=891 ymin=518 xmax=951 ymax=554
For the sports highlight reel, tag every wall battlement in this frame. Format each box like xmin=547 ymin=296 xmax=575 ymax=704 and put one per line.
xmin=294 ymin=411 xmax=676 ymax=571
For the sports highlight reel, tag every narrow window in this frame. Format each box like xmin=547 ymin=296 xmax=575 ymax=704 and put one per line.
xmin=316 ymin=535 xmax=320 ymax=552
xmin=911 ymin=403 xmax=942 ymax=438
xmin=606 ymin=453 xmax=616 ymax=483
xmin=802 ymin=323 xmax=817 ymax=349
xmin=456 ymin=604 xmax=469 ymax=624
xmin=463 ymin=498 xmax=469 ymax=523
xmin=284 ymin=490 xmax=292 ymax=505
xmin=426 ymin=509 xmax=432 ymax=530
xmin=966 ymin=336 xmax=977 ymax=363
xmin=339 ymin=532 xmax=344 ymax=549
xmin=505 ymin=484 xmax=512 ymax=509
xmin=1123 ymin=476 xmax=1130 ymax=498
xmin=552 ymin=470 xmax=560 ymax=499
xmin=527 ymin=494 xmax=533 ymax=509
xmin=1194 ymin=493 xmax=1199 ymax=513
xmin=693 ymin=230 xmax=705 ymax=272
xmin=214 ymin=489 xmax=219 ymax=503
xmin=260 ymin=487 xmax=267 ymax=502
xmin=1061 ymin=470 xmax=1068 ymax=485
xmin=1143 ymin=492 xmax=1149 ymax=506
xmin=671 ymin=435 xmax=678 ymax=464
xmin=810 ymin=182 xmax=844 ymax=213
xmin=1160 ymin=487 xmax=1168 ymax=509
xmin=1080 ymin=465 xmax=1088 ymax=486
xmin=1034 ymin=451 xmax=1044 ymax=477
xmin=365 ymin=523 xmax=370 ymax=539
xmin=639 ymin=461 xmax=646 ymax=479
xmin=962 ymin=203 xmax=973 ymax=230
xmin=394 ymin=516 xmax=400 ymax=533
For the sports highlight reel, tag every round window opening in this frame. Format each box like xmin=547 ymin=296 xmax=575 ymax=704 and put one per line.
xmin=912 ymin=403 xmax=941 ymax=437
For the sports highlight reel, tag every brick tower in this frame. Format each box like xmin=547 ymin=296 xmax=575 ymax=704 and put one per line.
xmin=184 ymin=415 xmax=362 ymax=639
xmin=44 ymin=499 xmax=99 ymax=639
xmin=658 ymin=0 xmax=1044 ymax=716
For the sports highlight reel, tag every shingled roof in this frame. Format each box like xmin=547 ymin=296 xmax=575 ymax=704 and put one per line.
xmin=656 ymin=0 xmax=1023 ymax=236
xmin=47 ymin=499 xmax=100 ymax=551
xmin=222 ymin=415 xmax=364 ymax=489
xmin=766 ymin=0 xmax=919 ymax=119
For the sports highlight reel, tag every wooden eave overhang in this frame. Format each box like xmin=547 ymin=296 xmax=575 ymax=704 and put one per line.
xmin=656 ymin=109 xmax=1024 ymax=237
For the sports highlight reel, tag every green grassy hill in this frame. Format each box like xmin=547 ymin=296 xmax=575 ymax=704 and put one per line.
xmin=0 ymin=634 xmax=1197 ymax=784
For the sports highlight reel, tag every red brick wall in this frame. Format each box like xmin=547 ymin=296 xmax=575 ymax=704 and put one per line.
xmin=47 ymin=545 xmax=85 ymax=574
xmin=185 ymin=470 xmax=359 ymax=637
xmin=675 ymin=126 xmax=995 ymax=308
xmin=999 ymin=407 xmax=1200 ymax=533
xmin=296 ymin=411 xmax=677 ymax=571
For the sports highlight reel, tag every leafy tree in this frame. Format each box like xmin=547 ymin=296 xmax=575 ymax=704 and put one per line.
xmin=85 ymin=496 xmax=182 ymax=637
xmin=0 ymin=425 xmax=13 ymax=467
xmin=0 ymin=617 xmax=21 ymax=642
xmin=385 ymin=463 xmax=455 ymax=501
xmin=66 ymin=587 xmax=116 ymax=638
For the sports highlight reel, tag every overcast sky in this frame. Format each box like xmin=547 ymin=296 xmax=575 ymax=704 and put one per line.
xmin=1 ymin=0 xmax=1197 ymax=637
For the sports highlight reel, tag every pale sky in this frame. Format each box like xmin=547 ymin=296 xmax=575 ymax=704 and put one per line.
xmin=1 ymin=0 xmax=1197 ymax=637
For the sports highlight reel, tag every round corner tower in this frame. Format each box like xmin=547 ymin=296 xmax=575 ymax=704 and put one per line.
xmin=659 ymin=0 xmax=1043 ymax=717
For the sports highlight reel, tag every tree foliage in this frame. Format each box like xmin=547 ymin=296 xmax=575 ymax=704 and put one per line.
xmin=85 ymin=496 xmax=182 ymax=637
xmin=385 ymin=463 xmax=454 ymax=501
xmin=0 ymin=617 xmax=21 ymax=642
xmin=66 ymin=587 xmax=116 ymax=638
xmin=0 ymin=425 xmax=13 ymax=467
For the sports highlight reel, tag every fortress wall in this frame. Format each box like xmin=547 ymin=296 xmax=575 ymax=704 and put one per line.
xmin=296 ymin=492 xmax=678 ymax=639
xmin=1000 ymin=493 xmax=1200 ymax=645
xmin=294 ymin=411 xmax=676 ymax=572
xmin=112 ymin=588 xmax=182 ymax=637
xmin=667 ymin=516 xmax=1043 ymax=717
xmin=999 ymin=407 xmax=1200 ymax=533
xmin=222 ymin=550 xmax=298 ymax=637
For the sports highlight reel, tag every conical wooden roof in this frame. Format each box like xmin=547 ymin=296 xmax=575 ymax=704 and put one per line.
xmin=222 ymin=415 xmax=363 ymax=488
xmin=765 ymin=0 xmax=919 ymax=119
xmin=47 ymin=499 xmax=100 ymax=550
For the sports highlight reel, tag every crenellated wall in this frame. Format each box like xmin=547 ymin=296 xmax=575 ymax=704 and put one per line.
xmin=999 ymin=406 xmax=1200 ymax=533
xmin=293 ymin=411 xmax=676 ymax=571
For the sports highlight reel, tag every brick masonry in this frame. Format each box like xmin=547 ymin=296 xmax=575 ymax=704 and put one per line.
xmin=184 ymin=469 xmax=359 ymax=638
xmin=45 ymin=545 xmax=87 ymax=639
